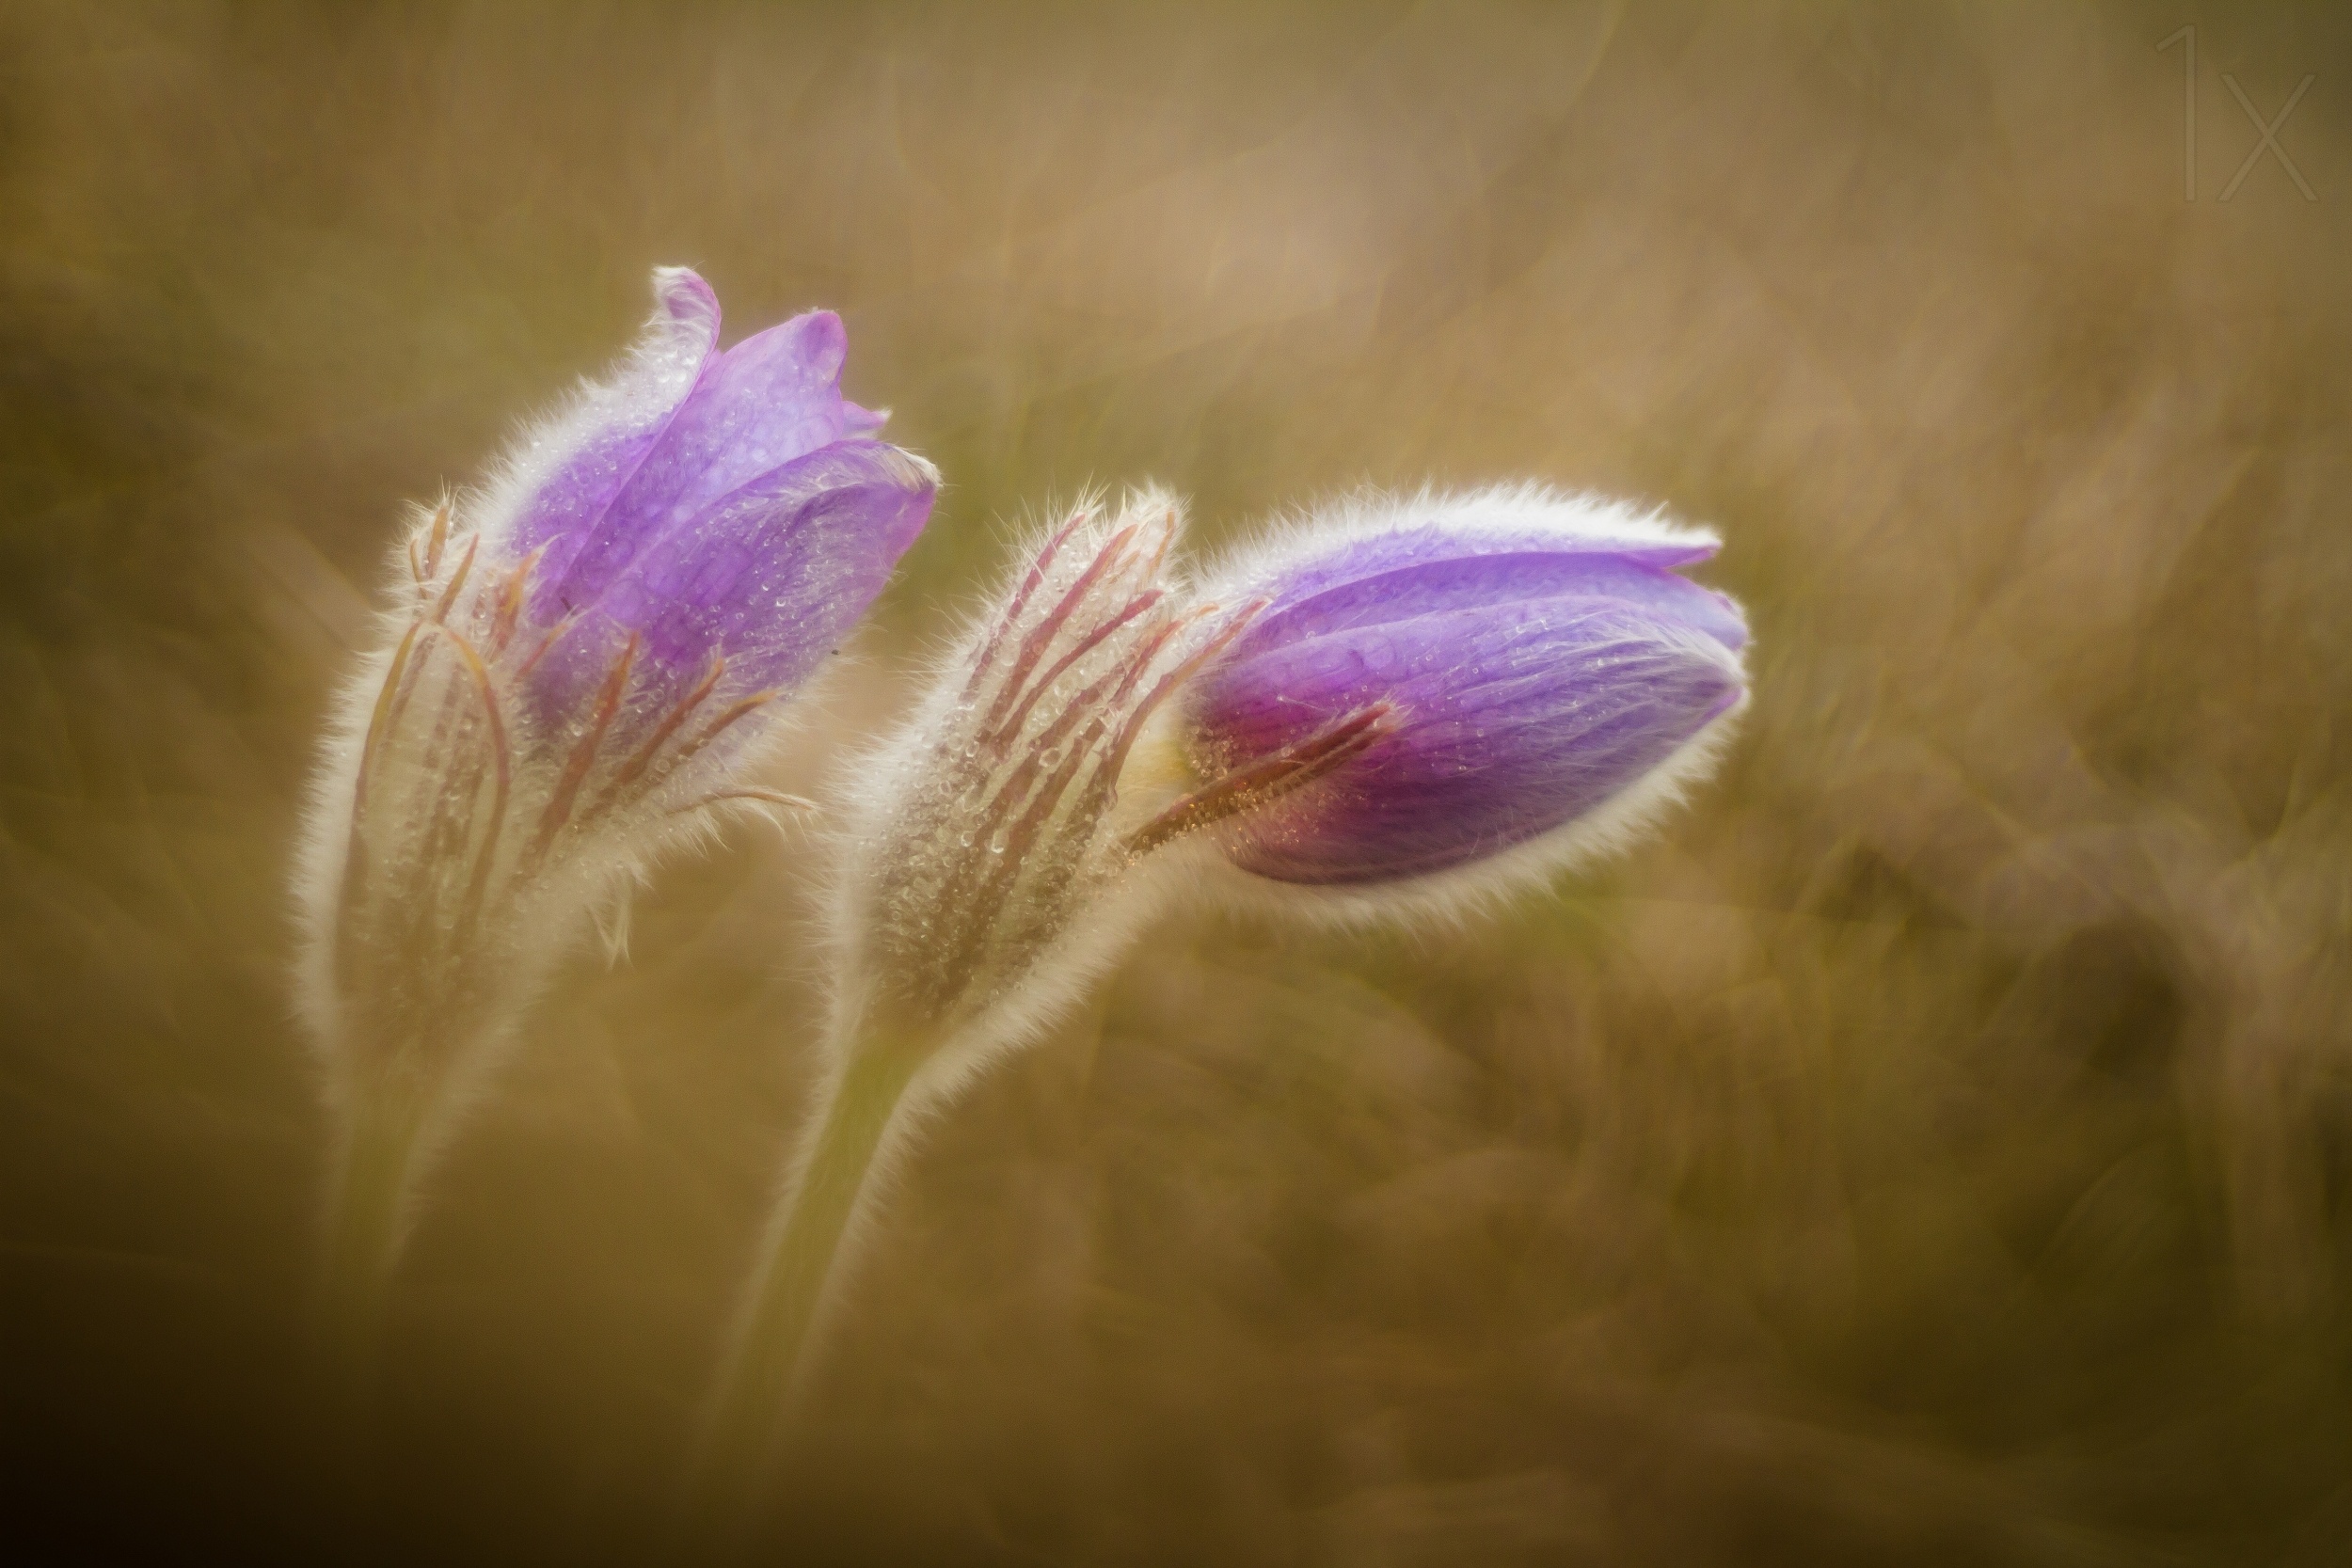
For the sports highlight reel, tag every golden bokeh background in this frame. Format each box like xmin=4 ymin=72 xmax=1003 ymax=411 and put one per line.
xmin=3 ymin=3 xmax=2348 ymax=1562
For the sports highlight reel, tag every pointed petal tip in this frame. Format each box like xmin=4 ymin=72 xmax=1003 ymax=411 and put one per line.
xmin=649 ymin=266 xmax=720 ymax=328
xmin=713 ymin=308 xmax=850 ymax=389
xmin=1704 ymin=590 xmax=1750 ymax=653
xmin=847 ymin=439 xmax=941 ymax=497
xmin=898 ymin=445 xmax=942 ymax=492
xmin=791 ymin=308 xmax=850 ymax=374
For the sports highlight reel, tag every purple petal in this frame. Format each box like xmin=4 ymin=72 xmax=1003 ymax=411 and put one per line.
xmin=1232 ymin=531 xmax=1748 ymax=660
xmin=1235 ymin=519 xmax=1718 ymax=614
xmin=526 ymin=309 xmax=883 ymax=625
xmin=509 ymin=267 xmax=721 ymax=563
xmin=1189 ymin=598 xmax=1742 ymax=884
xmin=522 ymin=440 xmax=936 ymax=736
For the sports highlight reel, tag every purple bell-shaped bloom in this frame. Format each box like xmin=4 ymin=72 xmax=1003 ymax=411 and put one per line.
xmin=309 ymin=266 xmax=935 ymax=990
xmin=1171 ymin=486 xmax=1747 ymax=892
xmin=461 ymin=266 xmax=934 ymax=800
xmin=294 ymin=267 xmax=934 ymax=1332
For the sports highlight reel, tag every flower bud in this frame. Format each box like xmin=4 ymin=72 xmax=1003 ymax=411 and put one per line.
xmin=1176 ymin=485 xmax=1747 ymax=899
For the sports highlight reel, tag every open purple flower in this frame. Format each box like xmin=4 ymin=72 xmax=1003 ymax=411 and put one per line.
xmin=310 ymin=265 xmax=934 ymax=1037
xmin=449 ymin=267 xmax=934 ymax=812
xmin=1168 ymin=486 xmax=1747 ymax=893
xmin=294 ymin=267 xmax=933 ymax=1371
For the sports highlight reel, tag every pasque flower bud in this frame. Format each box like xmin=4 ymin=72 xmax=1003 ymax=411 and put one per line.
xmin=698 ymin=483 xmax=1748 ymax=1534
xmin=294 ymin=268 xmax=932 ymax=1387
xmin=1177 ymin=484 xmax=1747 ymax=905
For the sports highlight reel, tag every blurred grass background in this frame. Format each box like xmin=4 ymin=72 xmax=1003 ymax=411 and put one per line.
xmin=3 ymin=2 xmax=2350 ymax=1562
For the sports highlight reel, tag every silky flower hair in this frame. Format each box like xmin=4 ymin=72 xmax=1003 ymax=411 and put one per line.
xmin=294 ymin=267 xmax=933 ymax=1399
xmin=1176 ymin=483 xmax=1749 ymax=922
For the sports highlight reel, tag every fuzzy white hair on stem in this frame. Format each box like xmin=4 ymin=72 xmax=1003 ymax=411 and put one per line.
xmin=815 ymin=483 xmax=1221 ymax=1069
xmin=289 ymin=491 xmax=832 ymax=1260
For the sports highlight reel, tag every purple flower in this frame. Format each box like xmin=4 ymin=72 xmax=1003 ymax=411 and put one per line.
xmin=348 ymin=268 xmax=935 ymax=896
xmin=467 ymin=267 xmax=934 ymax=776
xmin=1170 ymin=487 xmax=1747 ymax=889
xmin=698 ymin=485 xmax=1742 ymax=1476
xmin=294 ymin=267 xmax=934 ymax=1281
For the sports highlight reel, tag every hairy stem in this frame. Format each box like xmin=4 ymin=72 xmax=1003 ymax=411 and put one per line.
xmin=684 ymin=1031 xmax=927 ymax=1551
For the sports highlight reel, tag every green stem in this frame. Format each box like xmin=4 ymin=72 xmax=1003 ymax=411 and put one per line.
xmin=684 ymin=1036 xmax=926 ymax=1547
xmin=309 ymin=1075 xmax=431 ymax=1454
